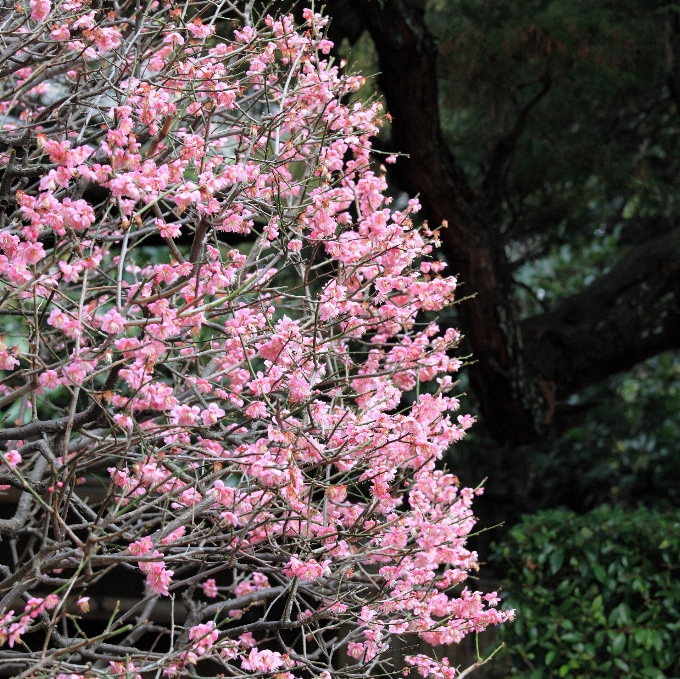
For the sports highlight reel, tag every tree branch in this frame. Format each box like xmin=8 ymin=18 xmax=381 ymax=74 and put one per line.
xmin=522 ymin=228 xmax=680 ymax=400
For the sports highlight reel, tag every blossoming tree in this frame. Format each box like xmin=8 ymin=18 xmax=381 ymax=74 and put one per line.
xmin=0 ymin=1 xmax=513 ymax=677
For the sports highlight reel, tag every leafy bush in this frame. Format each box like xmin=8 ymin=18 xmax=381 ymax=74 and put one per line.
xmin=524 ymin=352 xmax=680 ymax=512
xmin=492 ymin=507 xmax=680 ymax=679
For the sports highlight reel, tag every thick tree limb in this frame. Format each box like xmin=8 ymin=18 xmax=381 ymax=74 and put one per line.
xmin=0 ymin=403 xmax=98 ymax=441
xmin=522 ymin=228 xmax=680 ymax=399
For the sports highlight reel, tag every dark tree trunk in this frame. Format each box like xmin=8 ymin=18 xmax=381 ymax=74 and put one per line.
xmin=348 ymin=0 xmax=546 ymax=443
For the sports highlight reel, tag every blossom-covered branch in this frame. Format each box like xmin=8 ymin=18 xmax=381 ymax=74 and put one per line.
xmin=0 ymin=2 xmax=512 ymax=678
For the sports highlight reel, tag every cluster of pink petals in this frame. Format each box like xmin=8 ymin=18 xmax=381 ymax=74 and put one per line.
xmin=0 ymin=2 xmax=514 ymax=676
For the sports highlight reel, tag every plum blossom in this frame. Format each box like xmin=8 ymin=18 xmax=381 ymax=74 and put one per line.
xmin=0 ymin=3 xmax=512 ymax=673
xmin=284 ymin=557 xmax=331 ymax=581
xmin=30 ymin=0 xmax=50 ymax=21
xmin=202 ymin=579 xmax=218 ymax=598
xmin=201 ymin=402 xmax=225 ymax=425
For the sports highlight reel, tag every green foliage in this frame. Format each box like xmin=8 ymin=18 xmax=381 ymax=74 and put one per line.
xmin=492 ymin=507 xmax=680 ymax=679
xmin=525 ymin=352 xmax=680 ymax=511
xmin=428 ymin=0 xmax=680 ymax=232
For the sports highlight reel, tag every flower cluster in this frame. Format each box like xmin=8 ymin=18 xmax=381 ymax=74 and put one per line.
xmin=0 ymin=2 xmax=512 ymax=678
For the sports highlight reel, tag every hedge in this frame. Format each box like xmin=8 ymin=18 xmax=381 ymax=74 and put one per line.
xmin=492 ymin=507 xmax=680 ymax=679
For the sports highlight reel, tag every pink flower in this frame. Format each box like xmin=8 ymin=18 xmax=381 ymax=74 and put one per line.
xmin=0 ymin=351 xmax=19 ymax=371
xmin=30 ymin=0 xmax=50 ymax=21
xmin=457 ymin=414 xmax=475 ymax=430
xmin=164 ymin=31 xmax=185 ymax=46
xmin=347 ymin=642 xmax=365 ymax=660
xmin=62 ymin=359 xmax=90 ymax=386
xmin=284 ymin=557 xmax=331 ymax=581
xmin=288 ymin=371 xmax=311 ymax=402
xmin=202 ymin=578 xmax=218 ymax=598
xmin=156 ymin=218 xmax=182 ymax=239
xmin=18 ymin=241 xmax=46 ymax=265
xmin=113 ymin=413 xmax=133 ymax=431
xmin=189 ymin=621 xmax=218 ymax=655
xmin=317 ymin=39 xmax=334 ymax=54
xmin=160 ymin=526 xmax=186 ymax=545
xmin=245 ymin=401 xmax=267 ymax=418
xmin=326 ymin=485 xmax=347 ymax=502
xmin=200 ymin=402 xmax=225 ymax=425
xmin=128 ymin=536 xmax=153 ymax=556
xmin=100 ymin=309 xmax=126 ymax=334
xmin=211 ymin=479 xmax=234 ymax=506
xmin=170 ymin=404 xmax=200 ymax=426
xmin=186 ymin=19 xmax=214 ymax=39
xmin=139 ymin=552 xmax=174 ymax=596
xmin=109 ymin=660 xmax=141 ymax=679
xmin=50 ymin=25 xmax=70 ymax=41
xmin=173 ymin=487 xmax=202 ymax=507
xmin=44 ymin=594 xmax=59 ymax=609
xmin=241 ymin=648 xmax=285 ymax=672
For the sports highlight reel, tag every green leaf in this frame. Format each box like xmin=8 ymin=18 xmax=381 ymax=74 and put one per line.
xmin=622 ymin=195 xmax=640 ymax=219
xmin=591 ymin=562 xmax=607 ymax=583
xmin=611 ymin=632 xmax=626 ymax=656
xmin=639 ymin=669 xmax=665 ymax=679
xmin=550 ymin=549 xmax=565 ymax=574
xmin=591 ymin=594 xmax=603 ymax=611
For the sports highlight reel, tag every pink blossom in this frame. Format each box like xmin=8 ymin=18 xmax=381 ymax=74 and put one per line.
xmin=30 ymin=0 xmax=50 ymax=21
xmin=211 ymin=479 xmax=234 ymax=506
xmin=170 ymin=404 xmax=200 ymax=426
xmin=100 ymin=309 xmax=126 ymax=334
xmin=317 ymin=39 xmax=334 ymax=54
xmin=0 ymin=351 xmax=19 ymax=371
xmin=457 ymin=414 xmax=475 ymax=430
xmin=139 ymin=552 xmax=174 ymax=596
xmin=18 ymin=241 xmax=46 ymax=264
xmin=241 ymin=648 xmax=285 ymax=672
xmin=189 ymin=621 xmax=218 ymax=655
xmin=160 ymin=526 xmax=186 ymax=545
xmin=245 ymin=400 xmax=267 ymax=418
xmin=50 ymin=25 xmax=70 ymax=41
xmin=2 ymin=451 xmax=21 ymax=475
xmin=284 ymin=557 xmax=331 ymax=581
xmin=164 ymin=31 xmax=185 ymax=46
xmin=113 ymin=413 xmax=133 ymax=431
xmin=200 ymin=402 xmax=225 ymax=425
xmin=128 ymin=536 xmax=153 ymax=556
xmin=186 ymin=19 xmax=214 ymax=39
xmin=202 ymin=578 xmax=218 ymax=598
xmin=348 ymin=642 xmax=365 ymax=659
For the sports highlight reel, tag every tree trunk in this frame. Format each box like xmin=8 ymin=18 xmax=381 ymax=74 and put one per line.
xmin=349 ymin=0 xmax=546 ymax=443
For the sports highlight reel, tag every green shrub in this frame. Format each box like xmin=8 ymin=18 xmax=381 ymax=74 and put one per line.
xmin=492 ymin=507 xmax=680 ymax=679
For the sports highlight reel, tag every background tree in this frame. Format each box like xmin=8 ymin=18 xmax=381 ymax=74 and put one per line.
xmin=321 ymin=0 xmax=680 ymax=514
